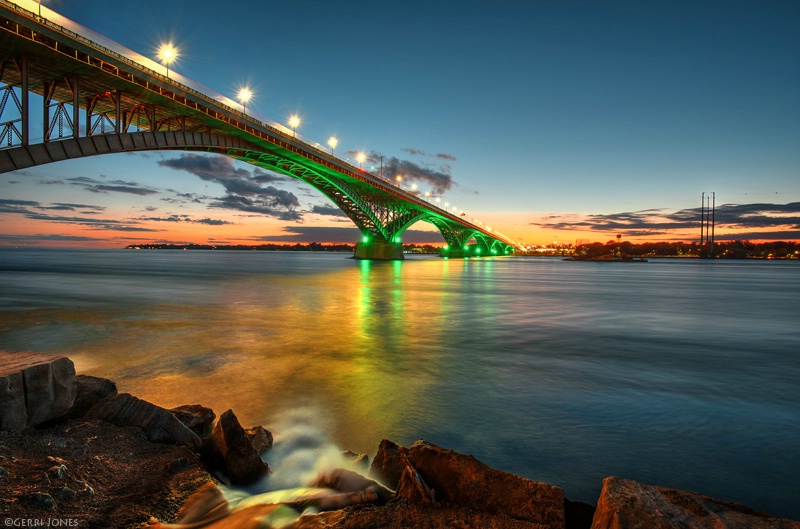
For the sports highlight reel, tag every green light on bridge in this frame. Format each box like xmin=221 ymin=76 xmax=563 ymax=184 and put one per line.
xmin=393 ymin=236 xmax=402 ymax=243
xmin=362 ymin=235 xmax=369 ymax=243
xmin=443 ymin=244 xmax=449 ymax=250
xmin=491 ymin=249 xmax=497 ymax=255
xmin=463 ymin=245 xmax=469 ymax=251
xmin=476 ymin=247 xmax=482 ymax=254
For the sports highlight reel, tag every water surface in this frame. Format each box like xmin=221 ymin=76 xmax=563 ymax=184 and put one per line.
xmin=1 ymin=249 xmax=798 ymax=518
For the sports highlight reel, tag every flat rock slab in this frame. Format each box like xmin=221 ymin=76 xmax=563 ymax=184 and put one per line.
xmin=0 ymin=351 xmax=76 ymax=431
xmin=85 ymin=393 xmax=201 ymax=451
xmin=592 ymin=477 xmax=800 ymax=529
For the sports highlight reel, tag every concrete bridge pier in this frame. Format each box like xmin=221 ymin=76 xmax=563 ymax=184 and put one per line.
xmin=354 ymin=241 xmax=404 ymax=260
xmin=440 ymin=246 xmax=469 ymax=259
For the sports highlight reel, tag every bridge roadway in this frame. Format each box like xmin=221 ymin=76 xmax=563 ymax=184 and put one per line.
xmin=0 ymin=0 xmax=520 ymax=259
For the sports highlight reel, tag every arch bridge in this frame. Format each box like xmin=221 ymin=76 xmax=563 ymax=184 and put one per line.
xmin=0 ymin=1 xmax=520 ymax=259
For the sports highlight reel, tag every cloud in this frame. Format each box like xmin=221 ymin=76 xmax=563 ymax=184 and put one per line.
xmin=310 ymin=205 xmax=346 ymax=217
xmin=133 ymin=214 xmax=233 ymax=225
xmin=348 ymin=151 xmax=455 ymax=194
xmin=401 ymin=148 xmax=457 ymax=161
xmin=533 ymin=202 xmax=800 ymax=240
xmin=158 ymin=154 xmax=300 ymax=219
xmin=66 ymin=176 xmax=158 ymax=195
xmin=40 ymin=203 xmax=106 ymax=212
xmin=0 ymin=199 xmax=39 ymax=213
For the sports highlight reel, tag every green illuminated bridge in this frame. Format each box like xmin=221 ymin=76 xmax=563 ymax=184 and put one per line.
xmin=0 ymin=1 xmax=521 ymax=259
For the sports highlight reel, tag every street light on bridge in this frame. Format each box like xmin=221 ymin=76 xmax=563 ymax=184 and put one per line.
xmin=237 ymin=87 xmax=252 ymax=116
xmin=327 ymin=136 xmax=338 ymax=155
xmin=356 ymin=151 xmax=366 ymax=169
xmin=157 ymin=43 xmax=178 ymax=80
xmin=288 ymin=115 xmax=301 ymax=137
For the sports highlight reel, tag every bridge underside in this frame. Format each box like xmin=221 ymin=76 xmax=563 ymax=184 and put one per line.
xmin=0 ymin=5 xmax=517 ymax=260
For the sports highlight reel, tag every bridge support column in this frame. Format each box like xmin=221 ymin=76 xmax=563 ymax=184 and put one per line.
xmin=354 ymin=241 xmax=404 ymax=260
xmin=440 ymin=246 xmax=468 ymax=259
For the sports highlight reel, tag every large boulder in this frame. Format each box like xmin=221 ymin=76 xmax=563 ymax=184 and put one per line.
xmin=591 ymin=476 xmax=800 ymax=529
xmin=85 ymin=393 xmax=201 ymax=451
xmin=368 ymin=438 xmax=408 ymax=489
xmin=200 ymin=409 xmax=270 ymax=486
xmin=170 ymin=404 xmax=216 ymax=438
xmin=404 ymin=440 xmax=565 ymax=529
xmin=0 ymin=351 xmax=76 ymax=431
xmin=64 ymin=375 xmax=118 ymax=420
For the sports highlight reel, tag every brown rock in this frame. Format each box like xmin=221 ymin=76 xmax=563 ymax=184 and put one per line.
xmin=64 ymin=375 xmax=118 ymax=420
xmin=406 ymin=440 xmax=565 ymax=529
xmin=591 ymin=476 xmax=800 ymax=529
xmin=368 ymin=438 xmax=408 ymax=489
xmin=85 ymin=393 xmax=201 ymax=451
xmin=171 ymin=404 xmax=216 ymax=438
xmin=200 ymin=409 xmax=270 ymax=486
xmin=311 ymin=468 xmax=394 ymax=504
xmin=244 ymin=425 xmax=273 ymax=454
xmin=0 ymin=351 xmax=77 ymax=431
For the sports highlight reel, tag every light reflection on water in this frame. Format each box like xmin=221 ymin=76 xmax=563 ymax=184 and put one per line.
xmin=1 ymin=249 xmax=799 ymax=519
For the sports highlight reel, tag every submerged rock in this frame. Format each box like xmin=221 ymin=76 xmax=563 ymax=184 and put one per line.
xmin=591 ymin=476 xmax=800 ymax=529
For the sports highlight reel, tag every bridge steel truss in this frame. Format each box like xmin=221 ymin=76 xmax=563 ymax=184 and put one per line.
xmin=0 ymin=1 xmax=518 ymax=259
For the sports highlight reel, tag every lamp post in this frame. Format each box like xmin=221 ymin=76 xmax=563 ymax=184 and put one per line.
xmin=288 ymin=115 xmax=300 ymax=137
xmin=327 ymin=136 xmax=338 ymax=155
xmin=237 ymin=87 xmax=252 ymax=116
xmin=157 ymin=43 xmax=178 ymax=80
xmin=356 ymin=152 xmax=366 ymax=169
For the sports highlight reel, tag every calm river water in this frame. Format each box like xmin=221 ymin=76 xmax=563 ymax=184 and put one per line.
xmin=1 ymin=249 xmax=798 ymax=518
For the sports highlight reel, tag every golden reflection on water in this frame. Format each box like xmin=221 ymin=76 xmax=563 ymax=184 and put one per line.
xmin=51 ymin=257 xmax=482 ymax=455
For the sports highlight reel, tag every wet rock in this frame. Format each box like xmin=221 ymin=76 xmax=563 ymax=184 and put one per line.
xmin=168 ymin=457 xmax=191 ymax=474
xmin=64 ymin=374 xmax=118 ymax=419
xmin=171 ymin=404 xmax=216 ymax=438
xmin=342 ymin=449 xmax=370 ymax=470
xmin=311 ymin=468 xmax=394 ymax=504
xmin=406 ymin=440 xmax=565 ymax=528
xmin=85 ymin=393 xmax=201 ymax=451
xmin=23 ymin=492 xmax=56 ymax=511
xmin=200 ymin=409 xmax=270 ymax=486
xmin=368 ymin=438 xmax=408 ymax=489
xmin=47 ymin=464 xmax=68 ymax=480
xmin=396 ymin=457 xmax=436 ymax=505
xmin=591 ymin=476 xmax=800 ymax=529
xmin=244 ymin=425 xmax=273 ymax=454
xmin=0 ymin=351 xmax=76 ymax=431
xmin=58 ymin=487 xmax=76 ymax=502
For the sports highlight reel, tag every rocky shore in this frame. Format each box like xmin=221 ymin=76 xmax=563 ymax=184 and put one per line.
xmin=2 ymin=351 xmax=798 ymax=529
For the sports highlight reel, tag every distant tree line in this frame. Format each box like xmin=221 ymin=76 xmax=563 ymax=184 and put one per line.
xmin=126 ymin=242 xmax=355 ymax=252
xmin=574 ymin=240 xmax=800 ymax=259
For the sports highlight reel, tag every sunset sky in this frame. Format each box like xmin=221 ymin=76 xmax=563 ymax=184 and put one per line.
xmin=1 ymin=0 xmax=799 ymax=247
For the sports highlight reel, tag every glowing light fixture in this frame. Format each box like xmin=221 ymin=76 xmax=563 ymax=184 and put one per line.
xmin=157 ymin=43 xmax=178 ymax=79
xmin=356 ymin=152 xmax=366 ymax=169
xmin=288 ymin=115 xmax=301 ymax=137
xmin=237 ymin=87 xmax=252 ymax=116
xmin=327 ymin=136 xmax=338 ymax=154
xmin=362 ymin=235 xmax=369 ymax=243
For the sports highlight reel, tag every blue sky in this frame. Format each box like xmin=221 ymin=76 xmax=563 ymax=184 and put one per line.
xmin=1 ymin=0 xmax=799 ymax=246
